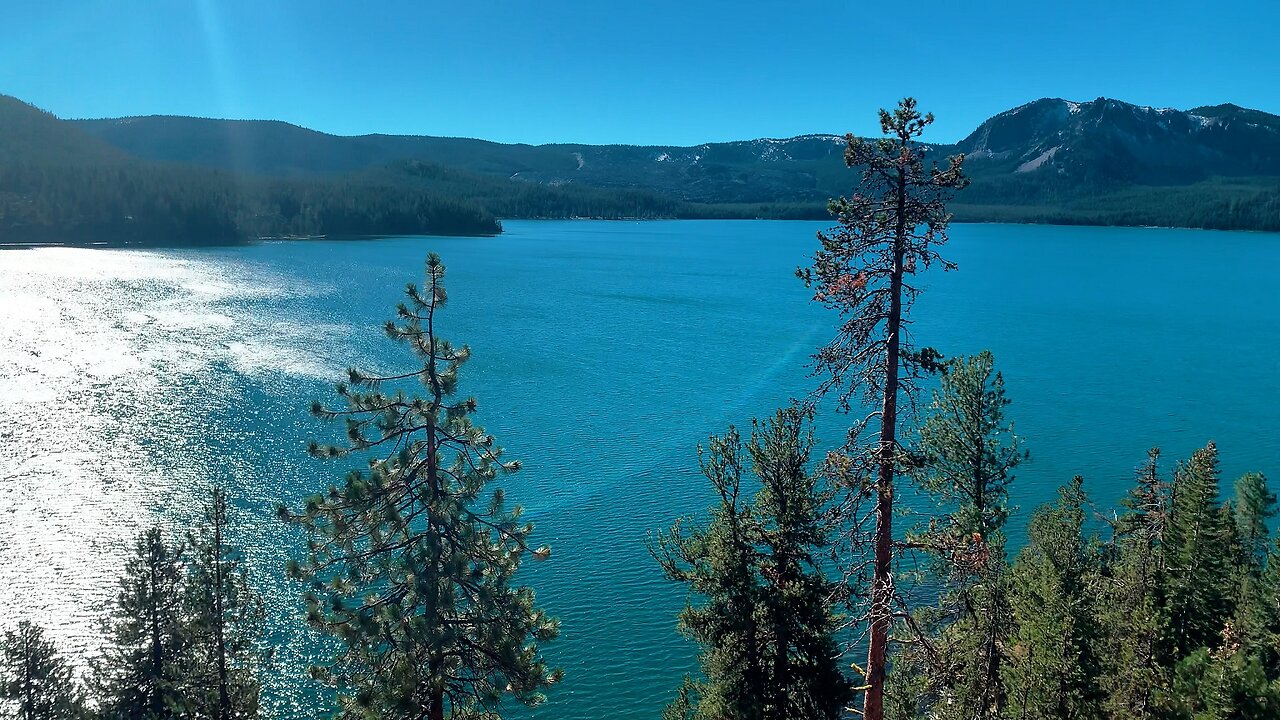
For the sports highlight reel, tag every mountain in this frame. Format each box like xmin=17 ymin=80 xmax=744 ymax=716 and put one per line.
xmin=7 ymin=93 xmax=1280 ymax=240
xmin=956 ymin=97 xmax=1280 ymax=184
xmin=1 ymin=93 xmax=749 ymax=246
xmin=0 ymin=95 xmax=508 ymax=245
xmin=72 ymin=98 xmax=1280 ymax=231
xmin=74 ymin=116 xmax=851 ymax=204
xmin=0 ymin=95 xmax=128 ymax=166
xmin=945 ymin=98 xmax=1280 ymax=229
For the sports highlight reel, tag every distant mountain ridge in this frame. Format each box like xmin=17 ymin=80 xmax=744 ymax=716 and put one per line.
xmin=72 ymin=115 xmax=853 ymax=203
xmin=956 ymin=97 xmax=1280 ymax=183
xmin=72 ymin=97 xmax=1280 ymax=212
xmin=0 ymin=96 xmax=128 ymax=166
xmin=0 ymin=95 xmax=507 ymax=245
xmin=4 ymin=92 xmax=1279 ymax=240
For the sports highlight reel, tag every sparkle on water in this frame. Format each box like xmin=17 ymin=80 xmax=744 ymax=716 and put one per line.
xmin=1 ymin=220 xmax=1278 ymax=719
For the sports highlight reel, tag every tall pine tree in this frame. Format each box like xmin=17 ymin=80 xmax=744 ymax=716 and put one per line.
xmin=0 ymin=621 xmax=85 ymax=720
xmin=1164 ymin=442 xmax=1235 ymax=658
xmin=651 ymin=407 xmax=850 ymax=720
xmin=1002 ymin=478 xmax=1104 ymax=720
xmin=282 ymin=253 xmax=560 ymax=720
xmin=93 ymin=527 xmax=189 ymax=720
xmin=183 ymin=487 xmax=265 ymax=720
xmin=798 ymin=97 xmax=967 ymax=720
xmin=1098 ymin=449 xmax=1172 ymax=719
xmin=750 ymin=408 xmax=851 ymax=720
xmin=894 ymin=351 xmax=1024 ymax=720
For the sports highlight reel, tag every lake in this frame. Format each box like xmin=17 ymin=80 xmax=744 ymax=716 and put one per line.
xmin=1 ymin=219 xmax=1278 ymax=719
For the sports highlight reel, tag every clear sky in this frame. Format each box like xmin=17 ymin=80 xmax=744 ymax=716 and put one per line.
xmin=2 ymin=0 xmax=1276 ymax=146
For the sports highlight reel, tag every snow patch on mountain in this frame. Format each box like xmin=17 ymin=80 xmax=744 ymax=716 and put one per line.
xmin=752 ymin=138 xmax=793 ymax=162
xmin=1016 ymin=146 xmax=1060 ymax=173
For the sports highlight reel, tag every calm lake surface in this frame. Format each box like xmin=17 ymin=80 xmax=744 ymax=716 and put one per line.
xmin=1 ymin=220 xmax=1278 ymax=719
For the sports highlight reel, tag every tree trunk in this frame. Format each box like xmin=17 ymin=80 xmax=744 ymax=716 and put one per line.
xmin=724 ymin=488 xmax=764 ymax=714
xmin=983 ymin=593 xmax=1004 ymax=719
xmin=215 ymin=496 xmax=230 ymax=720
xmin=151 ymin=555 xmax=164 ymax=718
xmin=425 ymin=282 xmax=446 ymax=720
xmin=973 ymin=387 xmax=986 ymax=532
xmin=773 ymin=559 xmax=792 ymax=717
xmin=429 ymin=689 xmax=445 ymax=720
xmin=863 ymin=165 xmax=908 ymax=720
xmin=425 ymin=426 xmax=445 ymax=720
xmin=22 ymin=630 xmax=34 ymax=720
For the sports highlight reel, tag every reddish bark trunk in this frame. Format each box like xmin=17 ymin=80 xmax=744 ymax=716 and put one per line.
xmin=429 ymin=690 xmax=444 ymax=720
xmin=863 ymin=164 xmax=908 ymax=720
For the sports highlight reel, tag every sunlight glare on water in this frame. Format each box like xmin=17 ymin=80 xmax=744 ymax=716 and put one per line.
xmin=0 ymin=248 xmax=347 ymax=663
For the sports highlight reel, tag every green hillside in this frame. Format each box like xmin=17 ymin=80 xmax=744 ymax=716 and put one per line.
xmin=73 ymin=97 xmax=1280 ymax=232
xmin=6 ymin=93 xmax=1280 ymax=242
xmin=0 ymin=95 xmax=128 ymax=166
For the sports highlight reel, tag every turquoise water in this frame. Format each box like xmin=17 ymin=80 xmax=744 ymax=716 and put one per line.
xmin=1 ymin=220 xmax=1278 ymax=718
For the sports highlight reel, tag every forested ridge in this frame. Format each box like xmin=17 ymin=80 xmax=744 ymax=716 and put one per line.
xmin=71 ymin=95 xmax=1280 ymax=234
xmin=0 ymin=96 xmax=501 ymax=244
xmin=5 ymin=91 xmax=1280 ymax=245
xmin=0 ymin=160 xmax=510 ymax=244
xmin=0 ymin=96 xmax=693 ymax=246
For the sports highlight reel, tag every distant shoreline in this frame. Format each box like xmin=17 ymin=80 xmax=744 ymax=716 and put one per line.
xmin=0 ymin=230 xmax=502 ymax=250
xmin=7 ymin=216 xmax=1278 ymax=250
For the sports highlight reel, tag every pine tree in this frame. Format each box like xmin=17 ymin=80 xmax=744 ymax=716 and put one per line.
xmin=0 ymin=621 xmax=85 ymax=720
xmin=1164 ymin=469 xmax=1280 ymax=715
xmin=1228 ymin=476 xmax=1280 ymax=671
xmin=1161 ymin=625 xmax=1280 ymax=720
xmin=1002 ymin=478 xmax=1104 ymax=720
xmin=93 ymin=526 xmax=190 ymax=720
xmin=898 ymin=351 xmax=1024 ymax=720
xmin=1164 ymin=442 xmax=1235 ymax=657
xmin=183 ymin=487 xmax=265 ymax=720
xmin=1252 ymin=538 xmax=1280 ymax=670
xmin=1098 ymin=449 xmax=1172 ymax=719
xmin=888 ymin=549 xmax=1015 ymax=720
xmin=1114 ymin=448 xmax=1171 ymax=546
xmin=750 ymin=407 xmax=851 ymax=720
xmin=914 ymin=351 xmax=1025 ymax=543
xmin=282 ymin=253 xmax=560 ymax=720
xmin=1233 ymin=472 xmax=1276 ymax=564
xmin=650 ymin=407 xmax=850 ymax=720
xmin=651 ymin=425 xmax=766 ymax=720
xmin=797 ymin=97 xmax=968 ymax=720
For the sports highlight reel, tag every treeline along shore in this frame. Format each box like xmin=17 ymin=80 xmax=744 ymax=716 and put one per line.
xmin=5 ymin=92 xmax=1280 ymax=246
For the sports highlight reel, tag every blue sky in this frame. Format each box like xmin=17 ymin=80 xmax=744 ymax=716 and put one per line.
xmin=2 ymin=0 xmax=1276 ymax=145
